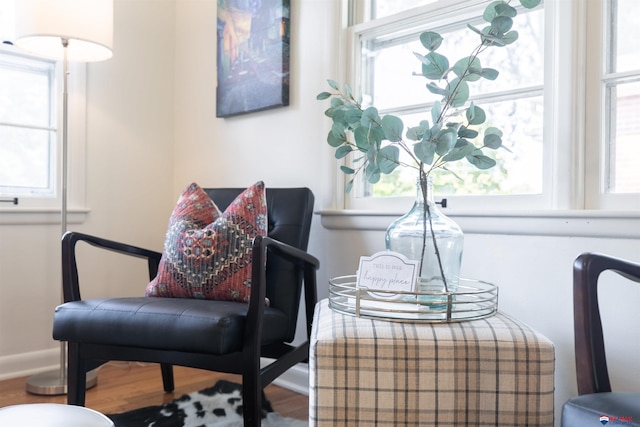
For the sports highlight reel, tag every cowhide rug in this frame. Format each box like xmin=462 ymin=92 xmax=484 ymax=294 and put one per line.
xmin=107 ymin=380 xmax=308 ymax=427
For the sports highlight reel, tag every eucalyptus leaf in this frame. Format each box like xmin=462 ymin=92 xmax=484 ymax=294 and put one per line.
xmin=485 ymin=126 xmax=504 ymax=137
xmin=446 ymin=78 xmax=469 ymax=107
xmin=353 ymin=127 xmax=372 ymax=151
xmin=422 ymin=52 xmax=449 ymax=80
xmin=316 ymin=91 xmax=331 ymax=100
xmin=365 ymin=162 xmax=381 ymax=183
xmin=463 ymin=67 xmax=483 ymax=82
xmin=480 ymin=68 xmax=499 ymax=80
xmin=345 ymin=178 xmax=354 ymax=193
xmin=483 ymin=1 xmax=517 ymax=22
xmin=330 ymin=108 xmax=346 ymax=125
xmin=323 ymin=107 xmax=335 ymax=119
xmin=484 ymin=127 xmax=503 ymax=149
xmin=420 ymin=31 xmax=443 ymax=51
xmin=407 ymin=120 xmax=430 ymax=141
xmin=467 ymin=152 xmax=497 ymax=169
xmin=344 ymin=109 xmax=362 ymax=126
xmin=413 ymin=140 xmax=436 ymax=164
xmin=361 ymin=107 xmax=380 ymax=127
xmin=520 ymin=0 xmax=541 ymax=8
xmin=426 ymin=82 xmax=449 ymax=97
xmin=502 ymin=31 xmax=519 ymax=45
xmin=467 ymin=24 xmax=484 ymax=37
xmin=330 ymin=97 xmax=344 ymax=108
xmin=494 ymin=3 xmax=517 ymax=18
xmin=490 ymin=16 xmax=513 ymax=36
xmin=381 ymin=115 xmax=404 ymax=142
xmin=442 ymin=140 xmax=476 ymax=162
xmin=327 ymin=130 xmax=345 ymax=148
xmin=340 ymin=165 xmax=355 ymax=174
xmin=435 ymin=128 xmax=457 ymax=156
xmin=378 ymin=145 xmax=400 ymax=174
xmin=453 ymin=56 xmax=481 ymax=79
xmin=431 ymin=101 xmax=442 ymax=125
xmin=483 ymin=1 xmax=504 ymax=22
xmin=327 ymin=79 xmax=340 ymax=90
xmin=458 ymin=126 xmax=479 ymax=139
xmin=465 ymin=103 xmax=486 ymax=125
xmin=335 ymin=145 xmax=353 ymax=159
xmin=484 ymin=132 xmax=503 ymax=149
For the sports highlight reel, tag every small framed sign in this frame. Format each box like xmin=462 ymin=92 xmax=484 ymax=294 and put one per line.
xmin=356 ymin=251 xmax=419 ymax=294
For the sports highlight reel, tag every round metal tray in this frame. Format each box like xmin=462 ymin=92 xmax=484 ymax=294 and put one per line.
xmin=329 ymin=275 xmax=498 ymax=323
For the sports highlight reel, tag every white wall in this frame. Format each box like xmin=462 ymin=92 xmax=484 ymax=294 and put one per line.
xmin=1 ymin=1 xmax=639 ymax=426
xmin=0 ymin=0 xmax=176 ymax=378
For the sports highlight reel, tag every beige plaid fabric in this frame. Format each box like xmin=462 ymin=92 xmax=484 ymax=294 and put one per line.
xmin=310 ymin=299 xmax=555 ymax=426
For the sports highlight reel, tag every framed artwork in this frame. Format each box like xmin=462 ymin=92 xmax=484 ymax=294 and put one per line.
xmin=216 ymin=0 xmax=290 ymax=118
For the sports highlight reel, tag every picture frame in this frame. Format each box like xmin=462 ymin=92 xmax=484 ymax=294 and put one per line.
xmin=216 ymin=0 xmax=290 ymax=118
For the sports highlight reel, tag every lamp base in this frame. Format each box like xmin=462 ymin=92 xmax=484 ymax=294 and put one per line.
xmin=26 ymin=369 xmax=98 ymax=396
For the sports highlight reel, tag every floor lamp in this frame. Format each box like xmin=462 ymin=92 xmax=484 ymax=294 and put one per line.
xmin=13 ymin=0 xmax=113 ymax=396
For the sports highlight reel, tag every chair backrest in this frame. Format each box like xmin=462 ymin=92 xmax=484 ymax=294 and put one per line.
xmin=573 ymin=252 xmax=640 ymax=395
xmin=204 ymin=187 xmax=314 ymax=342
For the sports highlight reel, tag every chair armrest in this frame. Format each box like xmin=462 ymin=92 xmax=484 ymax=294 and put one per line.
xmin=258 ymin=236 xmax=320 ymax=337
xmin=245 ymin=236 xmax=320 ymax=353
xmin=62 ymin=231 xmax=163 ymax=302
xmin=573 ymin=252 xmax=640 ymax=395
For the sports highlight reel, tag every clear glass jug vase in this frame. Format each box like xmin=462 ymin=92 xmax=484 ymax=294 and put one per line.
xmin=385 ymin=177 xmax=463 ymax=307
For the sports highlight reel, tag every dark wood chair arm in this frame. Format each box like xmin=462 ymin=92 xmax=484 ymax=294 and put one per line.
xmin=573 ymin=252 xmax=640 ymax=395
xmin=256 ymin=236 xmax=319 ymax=337
xmin=62 ymin=231 xmax=163 ymax=302
xmin=244 ymin=236 xmax=320 ymax=376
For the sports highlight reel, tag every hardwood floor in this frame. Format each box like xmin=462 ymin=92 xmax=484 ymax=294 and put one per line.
xmin=0 ymin=362 xmax=309 ymax=420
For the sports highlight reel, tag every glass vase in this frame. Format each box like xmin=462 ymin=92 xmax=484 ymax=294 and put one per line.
xmin=385 ymin=177 xmax=463 ymax=308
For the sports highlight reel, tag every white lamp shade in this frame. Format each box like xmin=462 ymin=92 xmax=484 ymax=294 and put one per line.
xmin=14 ymin=0 xmax=113 ymax=62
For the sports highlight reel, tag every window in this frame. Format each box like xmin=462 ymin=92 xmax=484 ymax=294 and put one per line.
xmin=585 ymin=0 xmax=640 ymax=209
xmin=0 ymin=46 xmax=57 ymax=199
xmin=340 ymin=0 xmax=640 ymax=211
xmin=0 ymin=0 xmax=87 ymax=216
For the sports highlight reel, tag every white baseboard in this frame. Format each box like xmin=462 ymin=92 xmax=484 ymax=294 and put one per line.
xmin=0 ymin=350 xmax=310 ymax=397
xmin=261 ymin=359 xmax=309 ymax=396
xmin=0 ymin=348 xmax=60 ymax=381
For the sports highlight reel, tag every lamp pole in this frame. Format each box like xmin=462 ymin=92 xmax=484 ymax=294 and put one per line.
xmin=13 ymin=0 xmax=114 ymax=396
xmin=25 ymin=38 xmax=99 ymax=396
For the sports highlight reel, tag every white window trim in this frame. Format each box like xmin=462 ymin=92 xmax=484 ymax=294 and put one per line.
xmin=329 ymin=0 xmax=639 ymax=216
xmin=0 ymin=45 xmax=89 ymax=225
xmin=318 ymin=208 xmax=640 ymax=239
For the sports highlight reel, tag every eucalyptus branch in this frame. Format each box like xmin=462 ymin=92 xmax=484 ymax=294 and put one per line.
xmin=318 ymin=0 xmax=541 ymax=287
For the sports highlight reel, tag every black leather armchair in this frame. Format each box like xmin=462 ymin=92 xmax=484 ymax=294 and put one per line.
xmin=53 ymin=187 xmax=319 ymax=427
xmin=561 ymin=252 xmax=640 ymax=426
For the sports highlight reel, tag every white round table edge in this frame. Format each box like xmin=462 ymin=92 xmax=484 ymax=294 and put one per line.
xmin=0 ymin=403 xmax=114 ymax=426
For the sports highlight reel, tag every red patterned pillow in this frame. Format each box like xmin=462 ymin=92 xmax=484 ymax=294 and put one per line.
xmin=145 ymin=181 xmax=268 ymax=302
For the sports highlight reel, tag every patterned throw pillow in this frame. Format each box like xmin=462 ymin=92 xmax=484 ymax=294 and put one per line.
xmin=145 ymin=181 xmax=268 ymax=302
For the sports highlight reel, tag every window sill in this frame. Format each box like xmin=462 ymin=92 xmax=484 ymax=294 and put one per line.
xmin=317 ymin=209 xmax=640 ymax=239
xmin=0 ymin=208 xmax=90 ymax=225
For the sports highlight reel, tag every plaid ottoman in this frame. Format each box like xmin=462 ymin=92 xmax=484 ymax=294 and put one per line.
xmin=309 ymin=299 xmax=555 ymax=426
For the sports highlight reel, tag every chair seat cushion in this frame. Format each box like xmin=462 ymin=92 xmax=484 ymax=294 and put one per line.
xmin=562 ymin=392 xmax=640 ymax=426
xmin=53 ymin=297 xmax=289 ymax=355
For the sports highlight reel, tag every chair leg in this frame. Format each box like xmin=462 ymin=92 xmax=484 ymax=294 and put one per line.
xmin=242 ymin=362 xmax=262 ymax=427
xmin=66 ymin=342 xmax=87 ymax=406
xmin=160 ymin=363 xmax=174 ymax=392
